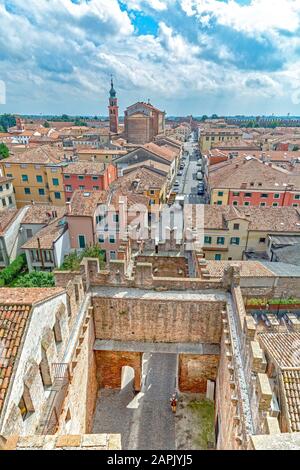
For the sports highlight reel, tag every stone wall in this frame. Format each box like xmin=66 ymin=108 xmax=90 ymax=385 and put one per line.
xmin=93 ymin=297 xmax=224 ymax=344
xmin=95 ymin=351 xmax=142 ymax=392
xmin=135 ymin=255 xmax=188 ymax=278
xmin=178 ymin=354 xmax=219 ymax=393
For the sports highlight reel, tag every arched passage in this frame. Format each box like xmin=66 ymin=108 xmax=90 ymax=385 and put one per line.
xmin=95 ymin=351 xmax=142 ymax=392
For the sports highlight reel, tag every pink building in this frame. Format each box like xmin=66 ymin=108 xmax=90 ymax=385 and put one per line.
xmin=63 ymin=161 xmax=117 ymax=202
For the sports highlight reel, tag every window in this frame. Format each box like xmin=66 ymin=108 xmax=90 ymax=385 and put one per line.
xmin=20 ymin=164 xmax=27 ymax=169
xmin=113 ymin=214 xmax=119 ymax=223
xmin=8 ymin=196 xmax=12 ymax=205
xmin=204 ymin=236 xmax=212 ymax=244
xmin=233 ymin=201 xmax=238 ymax=206
xmin=93 ymin=186 xmax=99 ymax=190
xmin=51 ymin=168 xmax=58 ymax=173
xmin=150 ymin=190 xmax=155 ymax=195
xmin=99 ymin=234 xmax=105 ymax=243
xmin=274 ymin=194 xmax=280 ymax=199
xmin=35 ymin=165 xmax=41 ymax=169
xmin=54 ymin=192 xmax=61 ymax=200
xmin=22 ymin=174 xmax=28 ymax=182
xmin=293 ymin=204 xmax=299 ymax=207
xmin=5 ymin=183 xmax=9 ymax=190
xmin=64 ymin=174 xmax=70 ymax=179
xmin=215 ymin=254 xmax=222 ymax=261
xmin=217 ymin=201 xmax=222 ymax=206
xmin=26 ymin=229 xmax=33 ymax=239
xmin=245 ymin=193 xmax=252 ymax=198
xmin=0 ymin=186 xmax=2 ymax=192
xmin=259 ymin=238 xmax=266 ymax=244
xmin=44 ymin=250 xmax=53 ymax=263
xmin=78 ymin=175 xmax=84 ymax=180
xmin=244 ymin=202 xmax=250 ymax=206
xmin=295 ymin=195 xmax=300 ymax=200
xmin=233 ymin=192 xmax=240 ymax=197
xmin=18 ymin=388 xmax=34 ymax=420
xmin=233 ymin=224 xmax=240 ymax=230
xmin=273 ymin=203 xmax=279 ymax=207
xmin=52 ymin=178 xmax=59 ymax=186
xmin=66 ymin=185 xmax=72 ymax=192
xmin=31 ymin=250 xmax=41 ymax=262
xmin=78 ymin=235 xmax=86 ymax=249
xmin=260 ymin=202 xmax=266 ymax=207
xmin=79 ymin=185 xmax=85 ymax=190
xmin=217 ymin=237 xmax=225 ymax=245
xmin=92 ymin=176 xmax=98 ymax=180
xmin=6 ymin=173 xmax=12 ymax=178
xmin=250 ymin=182 xmax=254 ymax=187
xmin=38 ymin=188 xmax=45 ymax=196
xmin=109 ymin=234 xmax=116 ymax=244
xmin=2 ymin=198 xmax=6 ymax=207
xmin=230 ymin=237 xmax=240 ymax=245
xmin=36 ymin=175 xmax=43 ymax=183
xmin=261 ymin=193 xmax=268 ymax=198
xmin=110 ymin=250 xmax=117 ymax=260
xmin=24 ymin=188 xmax=31 ymax=194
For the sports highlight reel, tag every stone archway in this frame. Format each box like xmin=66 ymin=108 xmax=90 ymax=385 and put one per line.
xmin=95 ymin=350 xmax=142 ymax=392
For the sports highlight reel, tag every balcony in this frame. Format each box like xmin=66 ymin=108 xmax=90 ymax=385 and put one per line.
xmin=39 ymin=363 xmax=71 ymax=435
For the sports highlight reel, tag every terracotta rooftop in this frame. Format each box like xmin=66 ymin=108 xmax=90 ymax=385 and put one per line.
xmin=111 ymin=166 xmax=166 ymax=195
xmin=0 ymin=287 xmax=64 ymax=412
xmin=21 ymin=204 xmax=66 ymax=225
xmin=209 ymin=157 xmax=300 ymax=190
xmin=143 ymin=143 xmax=177 ymax=162
xmin=259 ymin=332 xmax=300 ymax=433
xmin=204 ymin=260 xmax=275 ymax=279
xmin=68 ymin=190 xmax=108 ymax=217
xmin=63 ymin=161 xmax=107 ymax=175
xmin=0 ymin=209 xmax=20 ymax=236
xmin=22 ymin=218 xmax=67 ymax=250
xmin=4 ymin=145 xmax=63 ymax=165
xmin=202 ymin=205 xmax=300 ymax=233
xmin=281 ymin=369 xmax=300 ymax=432
xmin=0 ymin=304 xmax=32 ymax=412
xmin=259 ymin=333 xmax=300 ymax=368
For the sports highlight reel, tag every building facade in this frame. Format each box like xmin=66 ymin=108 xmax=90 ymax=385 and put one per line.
xmin=124 ymin=102 xmax=165 ymax=144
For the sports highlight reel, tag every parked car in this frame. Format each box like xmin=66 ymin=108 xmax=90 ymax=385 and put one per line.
xmin=197 ymin=161 xmax=202 ymax=167
xmin=197 ymin=187 xmax=205 ymax=196
xmin=196 ymin=171 xmax=203 ymax=181
xmin=177 ymin=170 xmax=183 ymax=177
xmin=174 ymin=180 xmax=180 ymax=187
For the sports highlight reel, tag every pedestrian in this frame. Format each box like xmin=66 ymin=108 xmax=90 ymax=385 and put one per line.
xmin=170 ymin=393 xmax=178 ymax=414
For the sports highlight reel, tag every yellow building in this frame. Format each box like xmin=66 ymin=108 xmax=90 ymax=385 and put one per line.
xmin=0 ymin=145 xmax=66 ymax=207
xmin=200 ymin=128 xmax=243 ymax=153
xmin=202 ymin=205 xmax=300 ymax=261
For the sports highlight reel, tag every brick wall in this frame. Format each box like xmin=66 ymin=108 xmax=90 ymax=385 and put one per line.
xmin=178 ymin=354 xmax=219 ymax=393
xmin=93 ymin=297 xmax=224 ymax=344
xmin=95 ymin=351 xmax=142 ymax=392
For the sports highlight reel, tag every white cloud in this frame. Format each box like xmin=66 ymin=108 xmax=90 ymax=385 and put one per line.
xmin=123 ymin=0 xmax=170 ymax=11
xmin=180 ymin=0 xmax=300 ymax=36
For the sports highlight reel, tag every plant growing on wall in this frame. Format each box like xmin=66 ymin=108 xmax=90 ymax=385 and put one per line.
xmin=13 ymin=271 xmax=55 ymax=287
xmin=0 ymin=254 xmax=27 ymax=286
xmin=59 ymin=246 xmax=105 ymax=271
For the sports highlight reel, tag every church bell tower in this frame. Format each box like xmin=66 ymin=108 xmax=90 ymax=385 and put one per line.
xmin=108 ymin=76 xmax=119 ymax=134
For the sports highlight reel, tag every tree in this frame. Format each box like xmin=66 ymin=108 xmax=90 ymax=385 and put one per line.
xmin=0 ymin=143 xmax=9 ymax=160
xmin=13 ymin=271 xmax=55 ymax=287
xmin=60 ymin=246 xmax=105 ymax=271
xmin=211 ymin=114 xmax=219 ymax=120
xmin=43 ymin=121 xmax=50 ymax=128
xmin=0 ymin=114 xmax=16 ymax=132
xmin=74 ymin=118 xmax=87 ymax=127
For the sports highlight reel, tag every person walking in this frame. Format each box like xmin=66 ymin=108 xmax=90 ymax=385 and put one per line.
xmin=170 ymin=392 xmax=178 ymax=414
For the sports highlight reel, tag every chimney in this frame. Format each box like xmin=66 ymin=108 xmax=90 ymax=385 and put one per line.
xmin=66 ymin=201 xmax=72 ymax=214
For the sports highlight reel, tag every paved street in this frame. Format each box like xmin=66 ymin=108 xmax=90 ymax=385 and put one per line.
xmin=93 ymin=353 xmax=178 ymax=450
xmin=173 ymin=135 xmax=206 ymax=205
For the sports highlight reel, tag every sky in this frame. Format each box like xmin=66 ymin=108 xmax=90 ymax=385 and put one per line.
xmin=1 ymin=0 xmax=300 ymax=116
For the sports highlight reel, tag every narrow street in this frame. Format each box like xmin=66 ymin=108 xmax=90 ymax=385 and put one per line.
xmin=173 ymin=134 xmax=206 ymax=205
xmin=93 ymin=353 xmax=178 ymax=450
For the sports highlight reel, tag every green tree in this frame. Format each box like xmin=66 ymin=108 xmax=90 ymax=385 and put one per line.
xmin=60 ymin=246 xmax=105 ymax=271
xmin=0 ymin=143 xmax=9 ymax=160
xmin=0 ymin=114 xmax=16 ymax=132
xmin=43 ymin=121 xmax=50 ymax=128
xmin=14 ymin=271 xmax=55 ymax=287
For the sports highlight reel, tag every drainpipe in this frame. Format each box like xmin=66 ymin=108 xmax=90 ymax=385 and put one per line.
xmin=37 ymin=237 xmax=45 ymax=269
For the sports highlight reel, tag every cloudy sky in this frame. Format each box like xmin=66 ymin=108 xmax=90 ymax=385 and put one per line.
xmin=1 ymin=0 xmax=300 ymax=116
